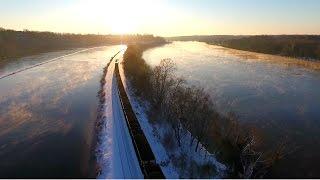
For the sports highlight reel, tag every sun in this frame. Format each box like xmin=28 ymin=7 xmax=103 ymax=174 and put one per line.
xmin=94 ymin=0 xmax=142 ymax=34
xmin=111 ymin=17 xmax=137 ymax=34
xmin=74 ymin=0 xmax=168 ymax=35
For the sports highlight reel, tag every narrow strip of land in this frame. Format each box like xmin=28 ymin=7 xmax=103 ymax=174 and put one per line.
xmin=97 ymin=53 xmax=143 ymax=179
xmin=114 ymin=62 xmax=165 ymax=178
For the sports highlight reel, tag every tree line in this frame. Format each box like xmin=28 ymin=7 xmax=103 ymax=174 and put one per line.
xmin=122 ymin=44 xmax=293 ymax=178
xmin=0 ymin=27 xmax=165 ymax=60
xmin=220 ymin=35 xmax=320 ymax=60
xmin=168 ymin=35 xmax=320 ymax=60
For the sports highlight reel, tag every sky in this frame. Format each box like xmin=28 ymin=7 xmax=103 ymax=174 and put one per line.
xmin=1 ymin=0 xmax=320 ymax=36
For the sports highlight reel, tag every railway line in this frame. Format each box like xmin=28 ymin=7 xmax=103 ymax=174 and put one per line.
xmin=114 ymin=62 xmax=165 ymax=178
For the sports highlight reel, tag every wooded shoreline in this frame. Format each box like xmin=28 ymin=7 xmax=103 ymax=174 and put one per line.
xmin=168 ymin=35 xmax=320 ymax=61
xmin=0 ymin=28 xmax=165 ymax=61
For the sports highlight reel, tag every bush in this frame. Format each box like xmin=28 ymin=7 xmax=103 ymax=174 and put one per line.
xmin=123 ymin=45 xmax=153 ymax=97
xmin=161 ymin=131 xmax=176 ymax=151
xmin=199 ymin=162 xmax=217 ymax=178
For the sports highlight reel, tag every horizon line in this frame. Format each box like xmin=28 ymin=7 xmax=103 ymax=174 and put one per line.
xmin=1 ymin=27 xmax=319 ymax=37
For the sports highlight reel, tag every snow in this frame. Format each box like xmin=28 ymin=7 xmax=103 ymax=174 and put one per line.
xmin=96 ymin=60 xmax=143 ymax=179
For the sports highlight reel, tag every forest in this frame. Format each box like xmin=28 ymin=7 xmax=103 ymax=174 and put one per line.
xmin=168 ymin=35 xmax=320 ymax=60
xmin=0 ymin=28 xmax=165 ymax=60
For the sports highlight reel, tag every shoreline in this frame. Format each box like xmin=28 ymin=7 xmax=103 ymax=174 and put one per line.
xmin=93 ymin=50 xmax=124 ymax=177
xmin=207 ymin=42 xmax=320 ymax=71
xmin=170 ymin=40 xmax=320 ymax=71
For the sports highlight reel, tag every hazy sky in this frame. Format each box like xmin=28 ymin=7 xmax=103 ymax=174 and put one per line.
xmin=1 ymin=0 xmax=320 ymax=36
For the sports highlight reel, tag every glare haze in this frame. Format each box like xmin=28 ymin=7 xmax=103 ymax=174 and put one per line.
xmin=1 ymin=0 xmax=320 ymax=36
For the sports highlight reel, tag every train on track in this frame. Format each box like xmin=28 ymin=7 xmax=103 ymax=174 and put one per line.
xmin=114 ymin=62 xmax=165 ymax=179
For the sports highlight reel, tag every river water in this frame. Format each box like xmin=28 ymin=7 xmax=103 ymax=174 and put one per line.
xmin=143 ymin=41 xmax=320 ymax=178
xmin=0 ymin=45 xmax=124 ymax=178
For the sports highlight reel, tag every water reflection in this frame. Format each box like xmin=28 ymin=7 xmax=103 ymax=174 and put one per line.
xmin=143 ymin=41 xmax=320 ymax=178
xmin=0 ymin=49 xmax=82 ymax=76
xmin=0 ymin=45 xmax=124 ymax=178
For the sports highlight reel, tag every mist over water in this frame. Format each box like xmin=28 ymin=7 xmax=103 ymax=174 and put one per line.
xmin=0 ymin=45 xmax=123 ymax=178
xmin=143 ymin=41 xmax=320 ymax=178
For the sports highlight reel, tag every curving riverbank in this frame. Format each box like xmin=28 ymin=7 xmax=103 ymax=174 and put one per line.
xmin=143 ymin=41 xmax=320 ymax=178
xmin=94 ymin=49 xmax=124 ymax=177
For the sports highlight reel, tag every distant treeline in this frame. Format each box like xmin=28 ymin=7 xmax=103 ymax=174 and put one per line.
xmin=167 ymin=35 xmax=247 ymax=43
xmin=168 ymin=35 xmax=320 ymax=60
xmin=0 ymin=28 xmax=165 ymax=60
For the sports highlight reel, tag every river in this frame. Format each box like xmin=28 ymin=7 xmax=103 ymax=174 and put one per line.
xmin=0 ymin=45 xmax=124 ymax=178
xmin=143 ymin=41 xmax=320 ymax=178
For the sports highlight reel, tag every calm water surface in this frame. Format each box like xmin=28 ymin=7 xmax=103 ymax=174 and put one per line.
xmin=0 ymin=45 xmax=123 ymax=178
xmin=143 ymin=41 xmax=320 ymax=178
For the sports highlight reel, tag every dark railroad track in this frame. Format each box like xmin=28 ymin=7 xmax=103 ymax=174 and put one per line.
xmin=114 ymin=62 xmax=165 ymax=179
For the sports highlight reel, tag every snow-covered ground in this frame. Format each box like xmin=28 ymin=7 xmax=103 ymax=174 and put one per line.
xmin=97 ymin=53 xmax=226 ymax=178
xmin=96 ymin=59 xmax=143 ymax=179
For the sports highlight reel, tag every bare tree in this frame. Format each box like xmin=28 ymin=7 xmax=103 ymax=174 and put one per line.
xmin=150 ymin=58 xmax=177 ymax=109
xmin=164 ymin=78 xmax=186 ymax=146
xmin=176 ymin=86 xmax=219 ymax=152
xmin=182 ymin=86 xmax=204 ymax=148
xmin=239 ymin=135 xmax=262 ymax=178
xmin=192 ymin=88 xmax=217 ymax=152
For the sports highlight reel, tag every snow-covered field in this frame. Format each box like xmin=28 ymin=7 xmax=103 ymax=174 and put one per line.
xmin=96 ymin=54 xmax=226 ymax=178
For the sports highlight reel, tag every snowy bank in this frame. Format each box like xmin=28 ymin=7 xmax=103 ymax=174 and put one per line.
xmin=118 ymin=59 xmax=226 ymax=178
xmin=96 ymin=53 xmax=143 ymax=179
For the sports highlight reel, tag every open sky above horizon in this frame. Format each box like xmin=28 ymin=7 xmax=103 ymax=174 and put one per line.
xmin=1 ymin=0 xmax=320 ymax=36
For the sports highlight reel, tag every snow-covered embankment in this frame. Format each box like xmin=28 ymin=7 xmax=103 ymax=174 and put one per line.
xmin=118 ymin=58 xmax=226 ymax=178
xmin=96 ymin=54 xmax=143 ymax=179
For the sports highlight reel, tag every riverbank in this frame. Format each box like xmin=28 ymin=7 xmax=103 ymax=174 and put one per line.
xmin=214 ymin=35 xmax=320 ymax=60
xmin=167 ymin=35 xmax=320 ymax=65
xmin=121 ymin=43 xmax=295 ymax=178
xmin=94 ymin=51 xmax=121 ymax=177
xmin=120 ymin=46 xmax=226 ymax=178
xmin=214 ymin=44 xmax=320 ymax=71
xmin=142 ymin=41 xmax=320 ymax=178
